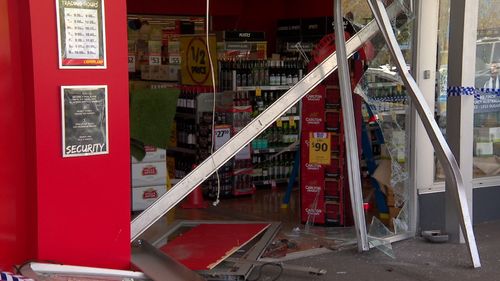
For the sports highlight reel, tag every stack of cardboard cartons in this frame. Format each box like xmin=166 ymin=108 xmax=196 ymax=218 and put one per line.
xmin=128 ymin=17 xmax=205 ymax=82
xmin=300 ymin=85 xmax=351 ymax=226
xmin=131 ymin=146 xmax=167 ymax=211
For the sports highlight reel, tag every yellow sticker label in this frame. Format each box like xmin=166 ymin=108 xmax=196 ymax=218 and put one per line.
xmin=396 ymin=84 xmax=403 ymax=93
xmin=289 ymin=116 xmax=296 ymax=127
xmin=256 ymin=87 xmax=262 ymax=97
xmin=309 ymin=132 xmax=331 ymax=165
xmin=276 ymin=118 xmax=283 ymax=127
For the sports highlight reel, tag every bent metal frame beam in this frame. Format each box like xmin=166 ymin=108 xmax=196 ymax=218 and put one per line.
xmin=367 ymin=0 xmax=480 ymax=268
xmin=334 ymin=0 xmax=369 ymax=252
xmin=131 ymin=2 xmax=403 ymax=243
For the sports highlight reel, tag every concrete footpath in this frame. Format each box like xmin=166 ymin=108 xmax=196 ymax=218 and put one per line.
xmin=249 ymin=220 xmax=500 ymax=281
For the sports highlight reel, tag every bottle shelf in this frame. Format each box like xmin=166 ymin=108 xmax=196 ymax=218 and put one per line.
xmin=253 ymin=145 xmax=298 ymax=154
xmin=278 ymin=115 xmax=300 ymax=121
xmin=175 ymin=112 xmax=197 ymax=119
xmin=236 ymin=85 xmax=292 ymax=91
xmin=253 ymin=178 xmax=290 ymax=186
xmin=167 ymin=146 xmax=197 ymax=155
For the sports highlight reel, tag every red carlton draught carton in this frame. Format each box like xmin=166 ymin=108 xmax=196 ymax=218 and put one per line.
xmin=301 ymin=194 xmax=325 ymax=224
xmin=301 ymin=85 xmax=326 ymax=132
xmin=301 ymin=177 xmax=326 ymax=224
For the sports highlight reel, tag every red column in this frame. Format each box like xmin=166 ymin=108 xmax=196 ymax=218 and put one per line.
xmin=0 ymin=0 xmax=130 ymax=270
xmin=0 ymin=0 xmax=37 ymax=270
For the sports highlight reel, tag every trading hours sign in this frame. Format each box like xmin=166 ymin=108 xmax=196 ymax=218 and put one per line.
xmin=56 ymin=0 xmax=107 ymax=68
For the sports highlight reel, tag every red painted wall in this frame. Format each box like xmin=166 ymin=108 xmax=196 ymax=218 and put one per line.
xmin=29 ymin=0 xmax=131 ymax=269
xmin=1 ymin=0 xmax=131 ymax=270
xmin=0 ymin=0 xmax=37 ymax=269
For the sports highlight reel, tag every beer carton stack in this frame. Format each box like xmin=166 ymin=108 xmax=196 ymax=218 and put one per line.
xmin=131 ymin=146 xmax=167 ymax=211
xmin=300 ymin=85 xmax=349 ymax=225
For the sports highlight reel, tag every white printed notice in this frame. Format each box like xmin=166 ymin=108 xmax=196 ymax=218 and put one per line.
xmin=56 ymin=0 xmax=106 ymax=68
xmin=64 ymin=8 xmax=99 ymax=59
xmin=61 ymin=86 xmax=109 ymax=157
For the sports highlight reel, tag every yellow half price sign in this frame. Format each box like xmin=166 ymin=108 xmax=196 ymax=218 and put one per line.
xmin=309 ymin=132 xmax=331 ymax=165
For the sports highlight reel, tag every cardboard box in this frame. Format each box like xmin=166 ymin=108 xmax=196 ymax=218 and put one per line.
xmin=385 ymin=186 xmax=396 ymax=206
xmin=301 ymin=195 xmax=325 ymax=224
xmin=132 ymin=161 xmax=167 ymax=187
xmin=158 ymin=65 xmax=180 ymax=81
xmin=325 ymin=201 xmax=342 ymax=223
xmin=325 ymin=111 xmax=342 ymax=132
xmin=301 ymin=85 xmax=326 ymax=132
xmin=167 ymin=41 xmax=180 ymax=54
xmin=324 ymin=158 xmax=344 ymax=178
xmin=132 ymin=185 xmax=167 ymax=211
xmin=302 ymin=108 xmax=325 ymax=132
xmin=389 ymin=206 xmax=401 ymax=219
xmin=301 ymin=178 xmax=325 ymax=200
xmin=325 ymin=178 xmax=342 ymax=198
xmin=326 ymin=88 xmax=341 ymax=106
xmin=300 ymin=158 xmax=324 ymax=181
xmin=131 ymin=146 xmax=166 ymax=164
xmin=148 ymin=40 xmax=162 ymax=56
xmin=140 ymin=64 xmax=151 ymax=80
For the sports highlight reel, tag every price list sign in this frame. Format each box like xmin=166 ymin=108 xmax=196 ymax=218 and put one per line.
xmin=61 ymin=86 xmax=109 ymax=157
xmin=56 ymin=0 xmax=106 ymax=68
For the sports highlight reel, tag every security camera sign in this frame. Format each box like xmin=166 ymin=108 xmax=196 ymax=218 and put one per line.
xmin=61 ymin=85 xmax=109 ymax=157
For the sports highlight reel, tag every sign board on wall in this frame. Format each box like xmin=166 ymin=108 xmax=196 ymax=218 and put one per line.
xmin=61 ymin=86 xmax=109 ymax=157
xmin=56 ymin=0 xmax=107 ymax=68
xmin=180 ymin=34 xmax=218 ymax=86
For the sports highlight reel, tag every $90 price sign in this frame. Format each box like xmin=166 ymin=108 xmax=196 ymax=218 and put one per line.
xmin=309 ymin=132 xmax=331 ymax=165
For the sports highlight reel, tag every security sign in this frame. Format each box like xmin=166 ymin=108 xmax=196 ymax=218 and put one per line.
xmin=309 ymin=132 xmax=331 ymax=165
xmin=180 ymin=35 xmax=218 ymax=86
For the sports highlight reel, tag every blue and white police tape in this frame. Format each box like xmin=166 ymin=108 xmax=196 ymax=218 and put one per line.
xmin=447 ymin=86 xmax=500 ymax=100
xmin=447 ymin=86 xmax=476 ymax=97
xmin=479 ymin=88 xmax=500 ymax=96
xmin=0 ymin=272 xmax=34 ymax=281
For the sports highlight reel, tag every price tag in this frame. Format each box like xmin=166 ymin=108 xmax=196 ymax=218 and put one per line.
xmin=309 ymin=132 xmax=331 ymax=165
xmin=276 ymin=118 xmax=283 ymax=127
xmin=169 ymin=56 xmax=181 ymax=65
xmin=149 ymin=55 xmax=161 ymax=65
xmin=128 ymin=56 xmax=136 ymax=72
xmin=396 ymin=84 xmax=403 ymax=93
xmin=289 ymin=116 xmax=296 ymax=127
xmin=255 ymin=87 xmax=262 ymax=97
xmin=214 ymin=125 xmax=231 ymax=150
